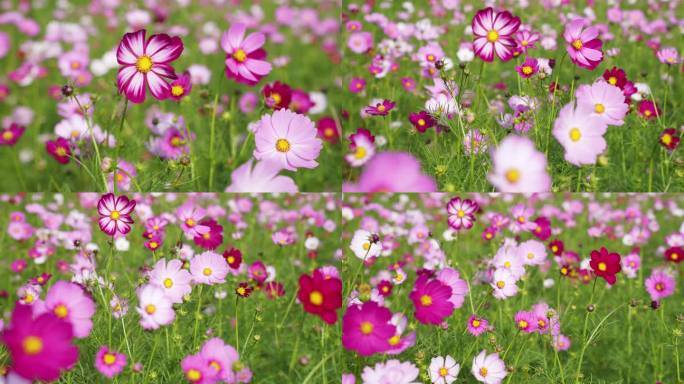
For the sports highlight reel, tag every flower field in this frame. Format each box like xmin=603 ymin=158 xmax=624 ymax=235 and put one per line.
xmin=0 ymin=1 xmax=341 ymax=192
xmin=340 ymin=1 xmax=683 ymax=192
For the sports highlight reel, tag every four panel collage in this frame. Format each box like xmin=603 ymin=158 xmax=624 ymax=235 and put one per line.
xmin=0 ymin=1 xmax=682 ymax=383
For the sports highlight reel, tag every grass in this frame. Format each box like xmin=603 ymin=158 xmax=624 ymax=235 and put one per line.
xmin=340 ymin=0 xmax=684 ymax=192
xmin=340 ymin=193 xmax=683 ymax=383
xmin=0 ymin=1 xmax=342 ymax=192
xmin=0 ymin=193 xmax=342 ymax=383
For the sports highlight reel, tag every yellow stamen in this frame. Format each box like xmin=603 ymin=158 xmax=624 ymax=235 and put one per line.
xmin=136 ymin=55 xmax=153 ymax=73
xmin=275 ymin=138 xmax=290 ymax=152
xmin=309 ymin=291 xmax=323 ymax=305
xmin=22 ymin=336 xmax=43 ymax=355
xmin=506 ymin=169 xmax=520 ymax=183
xmin=487 ymin=30 xmax=499 ymax=42
xmin=569 ymin=128 xmax=582 ymax=142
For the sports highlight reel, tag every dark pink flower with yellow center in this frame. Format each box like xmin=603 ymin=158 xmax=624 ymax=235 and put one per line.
xmin=467 ymin=314 xmax=489 ymax=336
xmin=39 ymin=280 xmax=96 ymax=339
xmin=471 ymin=7 xmax=521 ymax=62
xmin=515 ymin=56 xmax=538 ymax=78
xmin=169 ymin=72 xmax=192 ymax=101
xmin=409 ymin=275 xmax=454 ymax=325
xmin=563 ymin=19 xmax=603 ymax=70
xmin=262 ymin=81 xmax=292 ymax=110
xmin=659 ymin=128 xmax=680 ymax=151
xmin=589 ymin=247 xmax=621 ymax=285
xmin=341 ymin=301 xmax=396 ymax=356
xmin=94 ymin=345 xmax=126 ymax=378
xmin=193 ymin=219 xmax=223 ymax=250
xmin=0 ymin=123 xmax=25 ymax=146
xmin=638 ymin=99 xmax=661 ymax=120
xmin=447 ymin=196 xmax=479 ymax=230
xmin=1 ymin=304 xmax=79 ymax=382
xmin=364 ymin=99 xmax=395 ymax=116
xmin=665 ymin=246 xmax=682 ymax=263
xmin=46 ymin=137 xmax=71 ymax=164
xmin=97 ymin=193 xmax=136 ymax=236
xmin=298 ymin=269 xmax=342 ymax=325
xmin=221 ymin=23 xmax=272 ymax=86
xmin=116 ymin=29 xmax=184 ymax=103
xmin=408 ymin=111 xmax=436 ymax=133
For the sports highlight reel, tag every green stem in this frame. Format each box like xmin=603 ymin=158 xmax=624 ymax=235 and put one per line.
xmin=208 ymin=93 xmax=219 ymax=190
xmin=113 ymin=99 xmax=129 ymax=194
xmin=193 ymin=284 xmax=204 ymax=345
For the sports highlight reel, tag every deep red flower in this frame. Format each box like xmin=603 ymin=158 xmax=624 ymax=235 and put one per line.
xmin=549 ymin=239 xmax=564 ymax=256
xmin=262 ymin=81 xmax=292 ymax=110
xmin=532 ymin=217 xmax=551 ymax=240
xmin=46 ymin=137 xmax=71 ymax=164
xmin=376 ymin=280 xmax=393 ymax=297
xmin=297 ymin=269 xmax=342 ymax=325
xmin=589 ymin=247 xmax=621 ymax=285
xmin=235 ymin=282 xmax=253 ymax=298
xmin=408 ymin=111 xmax=436 ymax=133
xmin=638 ymin=100 xmax=661 ymax=120
xmin=316 ymin=116 xmax=340 ymax=144
xmin=664 ymin=246 xmax=682 ymax=263
xmin=193 ymin=219 xmax=223 ymax=250
xmin=602 ymin=67 xmax=627 ymax=89
xmin=659 ymin=128 xmax=680 ymax=151
xmin=223 ymin=247 xmax=242 ymax=269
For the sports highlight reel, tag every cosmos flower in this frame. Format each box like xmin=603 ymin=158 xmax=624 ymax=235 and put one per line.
xmin=342 ymin=301 xmax=396 ymax=356
xmin=193 ymin=219 xmax=224 ymax=250
xmin=190 ymin=251 xmax=229 ymax=285
xmin=262 ymin=81 xmax=292 ymax=110
xmin=94 ymin=346 xmax=127 ymax=379
xmin=46 ymin=137 xmax=72 ymax=164
xmin=253 ymin=109 xmax=322 ymax=172
xmin=447 ymin=197 xmax=479 ymax=231
xmin=116 ymin=29 xmax=184 ymax=103
xmin=659 ymin=128 xmax=680 ymax=151
xmin=225 ymin=159 xmax=298 ymax=193
xmin=435 ymin=268 xmax=469 ymax=309
xmin=97 ymin=193 xmax=136 ymax=236
xmin=408 ymin=111 xmax=436 ymax=133
xmin=198 ymin=338 xmax=251 ymax=383
xmin=467 ymin=315 xmax=489 ymax=336
xmin=589 ymin=247 xmax=621 ymax=285
xmin=429 ymin=355 xmax=460 ymax=384
xmin=221 ymin=23 xmax=272 ymax=86
xmin=1 ymin=304 xmax=79 ymax=382
xmin=491 ymin=268 xmax=518 ymax=300
xmin=349 ymin=229 xmax=382 ymax=259
xmin=37 ymin=281 xmax=95 ymax=339
xmin=0 ymin=123 xmax=25 ymax=146
xmin=471 ymin=350 xmax=507 ymax=384
xmin=316 ymin=116 xmax=340 ymax=143
xmin=365 ymin=99 xmax=395 ymax=116
xmin=149 ymin=258 xmax=192 ymax=304
xmin=298 ymin=269 xmax=342 ymax=324
xmin=638 ymin=100 xmax=660 ymax=120
xmin=664 ymin=246 xmax=682 ymax=263
xmin=563 ymin=19 xmax=603 ymax=70
xmin=488 ymin=135 xmax=551 ymax=193
xmin=656 ymin=47 xmax=680 ymax=65
xmin=409 ymin=275 xmax=454 ymax=325
xmin=169 ymin=72 xmax=192 ymax=101
xmin=343 ymin=152 xmax=437 ymax=192
xmin=136 ymin=284 xmax=175 ymax=330
xmin=514 ymin=29 xmax=540 ymax=53
xmin=471 ymin=7 xmax=521 ymax=62
xmin=181 ymin=353 xmax=219 ymax=384
xmin=575 ymin=81 xmax=629 ymax=126
xmin=515 ymin=56 xmax=538 ymax=78
xmin=644 ymin=269 xmax=676 ymax=301
xmin=552 ymin=103 xmax=608 ymax=166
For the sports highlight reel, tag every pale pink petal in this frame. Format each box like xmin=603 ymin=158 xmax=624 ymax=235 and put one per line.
xmin=99 ymin=217 xmax=116 ymax=235
xmin=237 ymin=64 xmax=257 ymax=82
xmin=227 ymin=23 xmax=247 ymax=50
xmin=123 ymin=30 xmax=146 ymax=58
xmin=245 ymin=59 xmax=272 ymax=75
xmin=241 ymin=32 xmax=266 ymax=54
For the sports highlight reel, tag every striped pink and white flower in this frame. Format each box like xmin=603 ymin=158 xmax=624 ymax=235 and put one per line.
xmin=116 ymin=29 xmax=184 ymax=103
xmin=97 ymin=193 xmax=136 ymax=236
xmin=471 ymin=7 xmax=520 ymax=62
xmin=447 ymin=197 xmax=479 ymax=230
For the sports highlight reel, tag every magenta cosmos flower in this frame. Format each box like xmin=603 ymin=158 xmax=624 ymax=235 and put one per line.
xmin=409 ymin=275 xmax=454 ymax=325
xmin=575 ymin=81 xmax=629 ymax=126
xmin=97 ymin=193 xmax=136 ymax=236
xmin=552 ymin=102 xmax=608 ymax=166
xmin=515 ymin=56 xmax=538 ymax=78
xmin=253 ymin=109 xmax=322 ymax=171
xmin=1 ymin=304 xmax=79 ymax=382
xmin=563 ymin=19 xmax=603 ymax=70
xmin=116 ymin=29 xmax=184 ymax=103
xmin=38 ymin=280 xmax=96 ymax=339
xmin=221 ymin=23 xmax=272 ymax=86
xmin=199 ymin=338 xmax=251 ymax=382
xmin=488 ymin=135 xmax=551 ymax=193
xmin=447 ymin=197 xmax=479 ymax=230
xmin=94 ymin=346 xmax=126 ymax=378
xmin=471 ymin=7 xmax=521 ymax=62
xmin=342 ymin=301 xmax=396 ymax=357
xmin=644 ymin=269 xmax=676 ymax=302
xmin=181 ymin=353 xmax=219 ymax=384
xmin=342 ymin=152 xmax=437 ymax=192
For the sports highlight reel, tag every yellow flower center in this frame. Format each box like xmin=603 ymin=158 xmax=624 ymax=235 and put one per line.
xmin=598 ymin=262 xmax=607 ymax=271
xmin=71 ymin=61 xmax=81 ymax=69
xmin=388 ymin=335 xmax=400 ymax=345
xmin=522 ymin=65 xmax=533 ymax=75
xmin=480 ymin=367 xmax=488 ymax=377
xmin=439 ymin=367 xmax=449 ymax=377
xmin=275 ymin=138 xmax=291 ymax=152
xmin=420 ymin=294 xmax=432 ymax=306
xmin=309 ymin=291 xmax=323 ymax=305
xmin=487 ymin=30 xmax=499 ymax=42
xmin=362 ymin=242 xmax=370 ymax=251
xmin=377 ymin=105 xmax=386 ymax=112
xmin=506 ymin=168 xmax=520 ymax=183
xmin=149 ymin=241 xmax=158 ymax=249
xmin=569 ymin=127 xmax=582 ymax=142
xmin=233 ymin=49 xmax=247 ymax=63
xmin=54 ymin=304 xmax=69 ymax=318
xmin=3 ymin=131 xmax=14 ymax=141
xmin=521 ymin=40 xmax=529 ymax=46
xmin=145 ymin=304 xmax=156 ymax=314
xmin=354 ymin=146 xmax=367 ymax=160
xmin=608 ymin=76 xmax=617 ymax=85
xmin=22 ymin=336 xmax=43 ymax=355
xmin=457 ymin=209 xmax=465 ymax=218
xmin=527 ymin=252 xmax=535 ymax=260
xmin=662 ymin=134 xmax=672 ymax=145
xmin=472 ymin=319 xmax=480 ymax=327
xmin=655 ymin=283 xmax=664 ymax=291
xmin=186 ymin=218 xmax=195 ymax=227
xmin=360 ymin=321 xmax=374 ymax=335
xmin=56 ymin=147 xmax=67 ymax=157
xmin=644 ymin=110 xmax=652 ymax=117
xmin=104 ymin=353 xmax=117 ymax=365
xmin=136 ymin=55 xmax=153 ymax=73
xmin=572 ymin=39 xmax=583 ymax=50
xmin=171 ymin=85 xmax=184 ymax=97
xmin=164 ymin=278 xmax=173 ymax=288
xmin=203 ymin=267 xmax=212 ymax=276
xmin=496 ymin=280 xmax=505 ymax=289
xmin=186 ymin=368 xmax=202 ymax=382
xmin=110 ymin=210 xmax=120 ymax=220
xmin=417 ymin=119 xmax=426 ymax=126
xmin=271 ymin=93 xmax=282 ymax=105
xmin=210 ymin=360 xmax=221 ymax=371
xmin=203 ymin=233 xmax=211 ymax=240
xmin=518 ymin=320 xmax=528 ymax=329
xmin=504 ymin=261 xmax=511 ymax=268
xmin=594 ymin=103 xmax=605 ymax=114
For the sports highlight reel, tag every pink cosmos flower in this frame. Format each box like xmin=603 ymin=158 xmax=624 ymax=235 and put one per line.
xmin=491 ymin=268 xmax=518 ymax=300
xmin=471 ymin=350 xmax=507 ymax=384
xmin=515 ymin=29 xmax=540 ymax=53
xmin=447 ymin=197 xmax=479 ymax=230
xmin=97 ymin=193 xmax=136 ymax=236
xmin=364 ymin=99 xmax=395 ymax=116
xmin=225 ymin=159 xmax=298 ymax=192
xmin=136 ymin=284 xmax=175 ymax=330
xmin=116 ymin=29 xmax=184 ymax=103
xmin=181 ymin=353 xmax=219 ymax=384
xmin=435 ymin=268 xmax=469 ymax=309
xmin=410 ymin=275 xmax=454 ymax=325
xmin=563 ymin=19 xmax=603 ymax=70
xmin=349 ymin=77 xmax=366 ymax=93
xmin=199 ymin=338 xmax=251 ymax=383
xmin=193 ymin=219 xmax=223 ymax=250
xmin=149 ymin=258 xmax=192 ymax=304
xmin=471 ymin=7 xmax=521 ymax=62
xmin=645 ymin=269 xmax=676 ymax=301
xmin=467 ymin=315 xmax=489 ymax=336
xmin=94 ymin=346 xmax=126 ymax=378
xmin=361 ymin=360 xmax=419 ymax=384
xmin=177 ymin=202 xmax=210 ymax=237
xmin=488 ymin=135 xmax=551 ymax=193
xmin=342 ymin=152 xmax=437 ymax=192
xmin=37 ymin=281 xmax=95 ymax=339
xmin=342 ymin=301 xmax=396 ymax=357
xmin=190 ymin=251 xmax=229 ymax=285
xmin=169 ymin=72 xmax=192 ymax=101
xmin=514 ymin=311 xmax=538 ymax=333
xmin=575 ymin=81 xmax=629 ymax=126
xmin=347 ymin=31 xmax=373 ymax=54
xmin=253 ymin=109 xmax=322 ymax=171
xmin=554 ymin=334 xmax=571 ymax=351
xmin=429 ymin=355 xmax=460 ymax=384
xmin=46 ymin=137 xmax=71 ymax=164
xmin=108 ymin=159 xmax=137 ymax=192
xmin=517 ymin=240 xmax=547 ymax=266
xmin=221 ymin=23 xmax=272 ymax=86
xmin=552 ymin=103 xmax=608 ymax=166
xmin=1 ymin=304 xmax=78 ymax=382
xmin=0 ymin=123 xmax=25 ymax=146
xmin=515 ymin=56 xmax=538 ymax=78
xmin=656 ymin=47 xmax=680 ymax=65
xmin=638 ymin=99 xmax=660 ymax=120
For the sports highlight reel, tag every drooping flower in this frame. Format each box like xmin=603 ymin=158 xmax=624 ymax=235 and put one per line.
xmin=471 ymin=350 xmax=507 ymax=384
xmin=136 ymin=284 xmax=175 ymax=330
xmin=116 ymin=29 xmax=184 ymax=103
xmin=575 ymin=81 xmax=629 ymax=126
xmin=409 ymin=275 xmax=454 ymax=325
xmin=94 ymin=346 xmax=127 ymax=378
xmin=342 ymin=301 xmax=396 ymax=356
xmin=1 ymin=304 xmax=79 ymax=382
xmin=552 ymin=102 xmax=608 ymax=166
xmin=563 ymin=19 xmax=603 ymax=70
xmin=97 ymin=193 xmax=136 ymax=236
xmin=253 ymin=109 xmax=322 ymax=171
xmin=446 ymin=197 xmax=479 ymax=231
xmin=298 ymin=269 xmax=342 ymax=324
xmin=589 ymin=247 xmax=621 ymax=285
xmin=471 ymin=7 xmax=521 ymax=62
xmin=39 ymin=281 xmax=96 ymax=338
xmin=149 ymin=258 xmax=192 ymax=304
xmin=488 ymin=135 xmax=551 ymax=193
xmin=429 ymin=355 xmax=460 ymax=384
xmin=644 ymin=269 xmax=676 ymax=301
xmin=46 ymin=137 xmax=72 ymax=164
xmin=221 ymin=23 xmax=272 ymax=86
xmin=190 ymin=251 xmax=229 ymax=285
